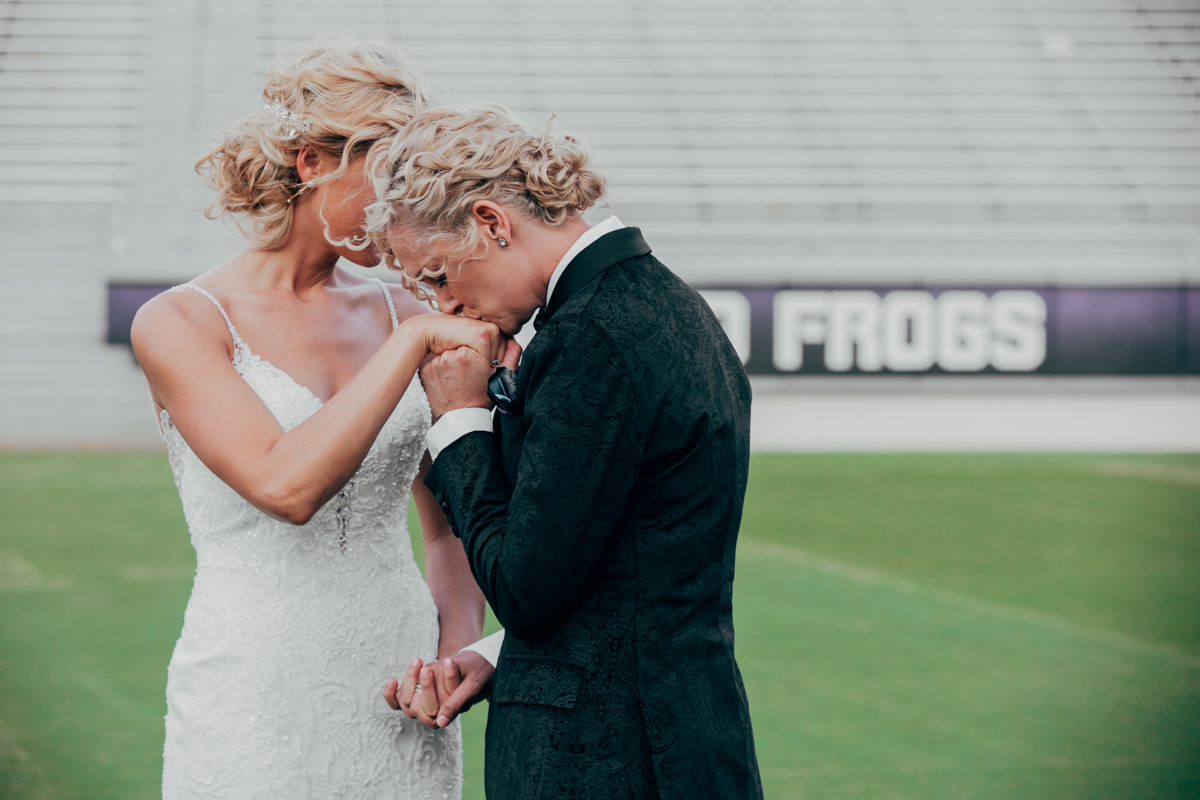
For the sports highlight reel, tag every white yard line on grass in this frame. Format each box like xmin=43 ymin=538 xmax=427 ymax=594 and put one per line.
xmin=119 ymin=566 xmax=196 ymax=582
xmin=0 ymin=550 xmax=70 ymax=593
xmin=71 ymin=671 xmax=160 ymax=724
xmin=740 ymin=538 xmax=1200 ymax=670
xmin=1092 ymin=460 xmax=1200 ymax=488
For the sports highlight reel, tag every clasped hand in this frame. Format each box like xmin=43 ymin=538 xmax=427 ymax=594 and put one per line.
xmin=383 ymin=650 xmax=494 ymax=729
xmin=421 ymin=336 xmax=522 ymax=418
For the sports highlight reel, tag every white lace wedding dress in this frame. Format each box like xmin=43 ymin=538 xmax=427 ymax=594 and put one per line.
xmin=157 ymin=280 xmax=461 ymax=800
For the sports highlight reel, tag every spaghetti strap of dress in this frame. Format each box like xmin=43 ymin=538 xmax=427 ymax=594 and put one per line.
xmin=371 ymin=278 xmax=399 ymax=332
xmin=175 ymin=283 xmax=249 ymax=352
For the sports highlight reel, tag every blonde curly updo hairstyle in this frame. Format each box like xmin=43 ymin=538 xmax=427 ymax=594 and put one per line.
xmin=366 ymin=104 xmax=606 ymax=285
xmin=197 ymin=35 xmax=431 ymax=250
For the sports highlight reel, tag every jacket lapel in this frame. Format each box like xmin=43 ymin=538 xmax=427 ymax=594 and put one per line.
xmin=504 ymin=227 xmax=651 ymax=482
xmin=532 ymin=227 xmax=652 ymax=331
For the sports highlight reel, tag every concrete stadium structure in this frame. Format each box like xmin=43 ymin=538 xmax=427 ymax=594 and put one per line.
xmin=1 ymin=0 xmax=1198 ymax=449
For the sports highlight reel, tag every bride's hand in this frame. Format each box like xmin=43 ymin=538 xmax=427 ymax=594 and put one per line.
xmin=383 ymin=652 xmax=494 ymax=729
xmin=403 ymin=313 xmax=503 ymax=362
xmin=384 ymin=658 xmax=444 ymax=728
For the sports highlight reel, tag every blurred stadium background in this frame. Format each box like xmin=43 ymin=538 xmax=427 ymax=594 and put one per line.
xmin=1 ymin=0 xmax=1199 ymax=449
xmin=1 ymin=1 xmax=1199 ymax=800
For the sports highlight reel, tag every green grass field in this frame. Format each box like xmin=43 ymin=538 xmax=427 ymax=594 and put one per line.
xmin=1 ymin=452 xmax=1198 ymax=799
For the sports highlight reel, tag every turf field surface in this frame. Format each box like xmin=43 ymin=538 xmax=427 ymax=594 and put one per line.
xmin=1 ymin=452 xmax=1197 ymax=799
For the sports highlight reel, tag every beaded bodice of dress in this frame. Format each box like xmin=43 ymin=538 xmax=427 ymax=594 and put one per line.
xmin=158 ymin=280 xmax=461 ymax=800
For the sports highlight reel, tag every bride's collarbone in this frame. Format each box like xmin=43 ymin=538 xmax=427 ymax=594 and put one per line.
xmin=231 ymin=316 xmax=393 ymax=404
xmin=175 ymin=275 xmax=403 ymax=401
xmin=242 ymin=338 xmax=382 ymax=404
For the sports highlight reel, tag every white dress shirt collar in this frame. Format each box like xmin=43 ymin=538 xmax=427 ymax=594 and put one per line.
xmin=543 ymin=216 xmax=624 ymax=310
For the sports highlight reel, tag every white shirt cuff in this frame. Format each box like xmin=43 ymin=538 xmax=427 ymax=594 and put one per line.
xmin=458 ymin=629 xmax=504 ymax=667
xmin=426 ymin=407 xmax=494 ymax=461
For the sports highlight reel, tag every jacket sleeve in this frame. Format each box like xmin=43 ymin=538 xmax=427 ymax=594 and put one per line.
xmin=425 ymin=315 xmax=644 ymax=641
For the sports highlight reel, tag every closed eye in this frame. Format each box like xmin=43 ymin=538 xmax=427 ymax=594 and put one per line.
xmin=418 ymin=272 xmax=447 ymax=291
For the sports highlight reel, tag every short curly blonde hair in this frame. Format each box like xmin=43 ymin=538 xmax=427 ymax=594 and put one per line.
xmin=366 ymin=104 xmax=606 ymax=286
xmin=197 ymin=35 xmax=431 ymax=250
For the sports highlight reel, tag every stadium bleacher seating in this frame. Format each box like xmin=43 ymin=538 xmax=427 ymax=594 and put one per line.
xmin=3 ymin=0 xmax=1198 ymax=223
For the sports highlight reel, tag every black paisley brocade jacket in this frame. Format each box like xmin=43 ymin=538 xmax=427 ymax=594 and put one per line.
xmin=425 ymin=227 xmax=763 ymax=800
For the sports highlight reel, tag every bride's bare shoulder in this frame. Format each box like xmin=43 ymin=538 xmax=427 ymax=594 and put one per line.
xmin=131 ymin=278 xmax=236 ymax=366
xmin=382 ymin=280 xmax=437 ymax=323
xmin=333 ymin=269 xmax=433 ymax=325
xmin=133 ymin=283 xmax=223 ymax=335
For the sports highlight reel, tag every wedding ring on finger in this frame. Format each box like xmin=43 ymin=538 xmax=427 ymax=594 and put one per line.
xmin=414 ymin=682 xmax=423 ymax=695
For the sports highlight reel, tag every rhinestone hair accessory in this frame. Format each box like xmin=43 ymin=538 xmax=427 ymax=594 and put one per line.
xmin=263 ymin=97 xmax=312 ymax=139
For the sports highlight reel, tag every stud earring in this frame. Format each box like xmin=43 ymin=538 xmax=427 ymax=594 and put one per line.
xmin=497 ymin=237 xmax=508 ymax=247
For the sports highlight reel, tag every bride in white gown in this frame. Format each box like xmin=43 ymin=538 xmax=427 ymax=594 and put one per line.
xmin=131 ymin=37 xmax=500 ymax=799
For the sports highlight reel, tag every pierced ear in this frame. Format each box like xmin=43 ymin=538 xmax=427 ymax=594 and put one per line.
xmin=471 ymin=200 xmax=511 ymax=245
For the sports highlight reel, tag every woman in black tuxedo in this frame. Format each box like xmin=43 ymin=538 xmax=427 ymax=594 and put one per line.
xmin=373 ymin=105 xmax=763 ymax=800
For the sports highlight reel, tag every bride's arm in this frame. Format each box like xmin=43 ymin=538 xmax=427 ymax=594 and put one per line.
xmin=413 ymin=453 xmax=486 ymax=657
xmin=132 ymin=291 xmax=501 ymax=525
